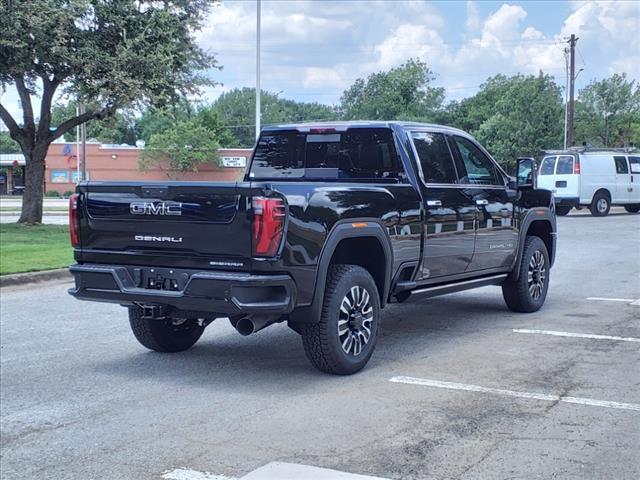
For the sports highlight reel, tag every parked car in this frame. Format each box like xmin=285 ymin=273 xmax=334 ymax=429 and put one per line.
xmin=68 ymin=122 xmax=556 ymax=374
xmin=537 ymin=148 xmax=640 ymax=216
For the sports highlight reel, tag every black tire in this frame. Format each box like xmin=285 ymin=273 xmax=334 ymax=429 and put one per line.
xmin=301 ymin=265 xmax=380 ymax=375
xmin=624 ymin=204 xmax=640 ymax=213
xmin=555 ymin=206 xmax=571 ymax=216
xmin=128 ymin=307 xmax=205 ymax=352
xmin=589 ymin=191 xmax=611 ymax=216
xmin=502 ymin=236 xmax=550 ymax=313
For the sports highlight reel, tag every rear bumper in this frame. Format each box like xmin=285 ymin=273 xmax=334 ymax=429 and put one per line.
xmin=554 ymin=196 xmax=580 ymax=208
xmin=68 ymin=264 xmax=297 ymax=316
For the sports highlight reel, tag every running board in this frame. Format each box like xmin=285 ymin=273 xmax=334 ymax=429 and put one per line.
xmin=409 ymin=274 xmax=508 ymax=299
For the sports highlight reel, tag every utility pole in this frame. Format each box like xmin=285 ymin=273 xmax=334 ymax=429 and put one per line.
xmin=566 ymin=34 xmax=578 ymax=148
xmin=255 ymin=0 xmax=261 ymax=141
xmin=563 ymin=48 xmax=569 ymax=150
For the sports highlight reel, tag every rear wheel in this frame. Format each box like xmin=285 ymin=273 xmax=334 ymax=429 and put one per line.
xmin=301 ymin=265 xmax=380 ymax=375
xmin=502 ymin=236 xmax=550 ymax=313
xmin=129 ymin=307 xmax=205 ymax=352
xmin=555 ymin=206 xmax=571 ymax=216
xmin=589 ymin=191 xmax=611 ymax=216
xmin=624 ymin=204 xmax=640 ymax=213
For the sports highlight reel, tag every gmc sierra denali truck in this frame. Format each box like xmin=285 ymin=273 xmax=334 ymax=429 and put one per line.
xmin=68 ymin=122 xmax=556 ymax=375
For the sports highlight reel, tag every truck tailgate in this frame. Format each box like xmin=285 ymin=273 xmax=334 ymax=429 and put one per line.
xmin=77 ymin=182 xmax=252 ymax=269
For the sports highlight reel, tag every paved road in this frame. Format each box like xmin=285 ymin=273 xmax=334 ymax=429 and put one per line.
xmin=1 ymin=214 xmax=639 ymax=480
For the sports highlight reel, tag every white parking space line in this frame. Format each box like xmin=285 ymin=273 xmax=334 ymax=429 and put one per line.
xmin=162 ymin=469 xmax=235 ymax=480
xmin=587 ymin=297 xmax=635 ymax=302
xmin=162 ymin=463 xmax=390 ymax=480
xmin=241 ymin=462 xmax=390 ymax=479
xmin=389 ymin=377 xmax=640 ymax=412
xmin=513 ymin=329 xmax=640 ymax=343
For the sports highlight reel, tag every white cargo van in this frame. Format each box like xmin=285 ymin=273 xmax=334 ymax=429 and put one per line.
xmin=537 ymin=149 xmax=640 ymax=216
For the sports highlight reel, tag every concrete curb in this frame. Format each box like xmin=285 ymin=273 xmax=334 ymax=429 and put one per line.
xmin=0 ymin=268 xmax=72 ymax=288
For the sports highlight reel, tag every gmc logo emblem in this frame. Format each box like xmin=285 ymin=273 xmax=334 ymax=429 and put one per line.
xmin=130 ymin=201 xmax=182 ymax=216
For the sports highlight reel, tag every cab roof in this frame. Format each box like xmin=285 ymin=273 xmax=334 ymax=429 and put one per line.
xmin=260 ymin=120 xmax=468 ymax=136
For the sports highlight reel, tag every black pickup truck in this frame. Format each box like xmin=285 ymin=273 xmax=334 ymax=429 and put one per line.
xmin=68 ymin=122 xmax=556 ymax=374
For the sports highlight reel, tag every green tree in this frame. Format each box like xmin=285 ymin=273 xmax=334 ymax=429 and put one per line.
xmin=574 ymin=73 xmax=640 ymax=147
xmin=0 ymin=131 xmax=21 ymax=153
xmin=210 ymin=88 xmax=339 ymax=147
xmin=340 ymin=59 xmax=445 ymax=121
xmin=0 ymin=0 xmax=218 ymax=224
xmin=447 ymin=73 xmax=564 ymax=172
xmin=51 ymin=101 xmax=137 ymax=144
xmin=140 ymin=119 xmax=221 ymax=179
xmin=136 ymin=100 xmax=196 ymax=143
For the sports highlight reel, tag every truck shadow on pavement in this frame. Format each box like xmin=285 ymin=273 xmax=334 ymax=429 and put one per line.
xmin=93 ymin=291 xmax=516 ymax=390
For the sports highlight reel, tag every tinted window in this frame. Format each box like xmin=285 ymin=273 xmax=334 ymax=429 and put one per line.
xmin=249 ymin=128 xmax=400 ymax=179
xmin=614 ymin=156 xmax=629 ymax=174
xmin=251 ymin=133 xmax=305 ymax=178
xmin=540 ymin=156 xmax=556 ymax=175
xmin=451 ymin=136 xmax=500 ymax=185
xmin=629 ymin=156 xmax=640 ymax=173
xmin=411 ymin=132 xmax=457 ymax=184
xmin=556 ymin=155 xmax=574 ymax=174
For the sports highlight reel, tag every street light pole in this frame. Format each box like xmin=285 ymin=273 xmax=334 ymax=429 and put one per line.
xmin=255 ymin=0 xmax=261 ymax=141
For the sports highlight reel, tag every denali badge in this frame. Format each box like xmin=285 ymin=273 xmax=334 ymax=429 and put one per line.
xmin=134 ymin=235 xmax=183 ymax=243
xmin=130 ymin=201 xmax=182 ymax=216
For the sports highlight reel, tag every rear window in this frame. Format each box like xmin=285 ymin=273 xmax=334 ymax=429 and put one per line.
xmin=556 ymin=155 xmax=574 ymax=174
xmin=540 ymin=156 xmax=556 ymax=175
xmin=249 ymin=128 xmax=400 ymax=180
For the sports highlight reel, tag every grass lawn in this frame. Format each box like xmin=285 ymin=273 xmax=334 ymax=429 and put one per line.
xmin=0 ymin=224 xmax=73 ymax=275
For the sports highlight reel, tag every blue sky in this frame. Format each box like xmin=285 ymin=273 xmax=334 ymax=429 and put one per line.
xmin=192 ymin=0 xmax=638 ymax=106
xmin=1 ymin=0 xmax=639 ymax=122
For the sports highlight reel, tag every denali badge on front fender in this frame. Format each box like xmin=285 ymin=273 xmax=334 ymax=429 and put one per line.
xmin=134 ymin=235 xmax=183 ymax=243
xmin=130 ymin=201 xmax=182 ymax=216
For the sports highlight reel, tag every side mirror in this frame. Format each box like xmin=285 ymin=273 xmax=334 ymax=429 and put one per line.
xmin=516 ymin=157 xmax=537 ymax=189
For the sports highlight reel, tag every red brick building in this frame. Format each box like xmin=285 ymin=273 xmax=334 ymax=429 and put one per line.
xmin=1 ymin=141 xmax=251 ymax=195
xmin=41 ymin=140 xmax=251 ymax=193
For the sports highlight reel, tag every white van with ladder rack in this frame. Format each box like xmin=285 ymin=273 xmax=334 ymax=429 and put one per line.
xmin=537 ymin=147 xmax=640 ymax=216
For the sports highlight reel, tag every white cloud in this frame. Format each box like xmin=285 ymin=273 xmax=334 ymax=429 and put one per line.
xmin=1 ymin=0 xmax=639 ymax=125
xmin=465 ymin=1 xmax=481 ymax=33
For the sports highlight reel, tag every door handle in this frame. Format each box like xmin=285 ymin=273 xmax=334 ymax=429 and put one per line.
xmin=476 ymin=199 xmax=489 ymax=206
xmin=426 ymin=200 xmax=442 ymax=207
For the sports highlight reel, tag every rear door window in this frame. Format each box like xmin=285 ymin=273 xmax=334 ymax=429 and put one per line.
xmin=556 ymin=156 xmax=574 ymax=174
xmin=249 ymin=128 xmax=400 ymax=180
xmin=614 ymin=156 xmax=629 ymax=174
xmin=410 ymin=132 xmax=458 ymax=184
xmin=629 ymin=156 xmax=640 ymax=173
xmin=540 ymin=156 xmax=557 ymax=175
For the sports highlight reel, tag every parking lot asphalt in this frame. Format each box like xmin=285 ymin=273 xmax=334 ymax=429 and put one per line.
xmin=1 ymin=212 xmax=639 ymax=480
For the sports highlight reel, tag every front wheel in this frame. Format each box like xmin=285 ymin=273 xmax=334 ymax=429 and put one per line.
xmin=129 ymin=307 xmax=205 ymax=352
xmin=301 ymin=265 xmax=380 ymax=375
xmin=555 ymin=206 xmax=571 ymax=216
xmin=624 ymin=204 xmax=640 ymax=213
xmin=502 ymin=236 xmax=550 ymax=313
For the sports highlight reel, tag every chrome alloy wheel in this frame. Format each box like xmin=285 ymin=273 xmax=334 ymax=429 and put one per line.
xmin=338 ymin=286 xmax=374 ymax=356
xmin=597 ymin=198 xmax=608 ymax=213
xmin=527 ymin=250 xmax=546 ymax=300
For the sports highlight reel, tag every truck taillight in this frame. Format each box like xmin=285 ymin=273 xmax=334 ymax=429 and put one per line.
xmin=252 ymin=197 xmax=285 ymax=257
xmin=69 ymin=193 xmax=80 ymax=247
xmin=574 ymin=158 xmax=581 ymax=174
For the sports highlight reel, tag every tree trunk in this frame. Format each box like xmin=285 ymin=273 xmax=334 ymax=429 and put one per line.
xmin=18 ymin=145 xmax=47 ymax=225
